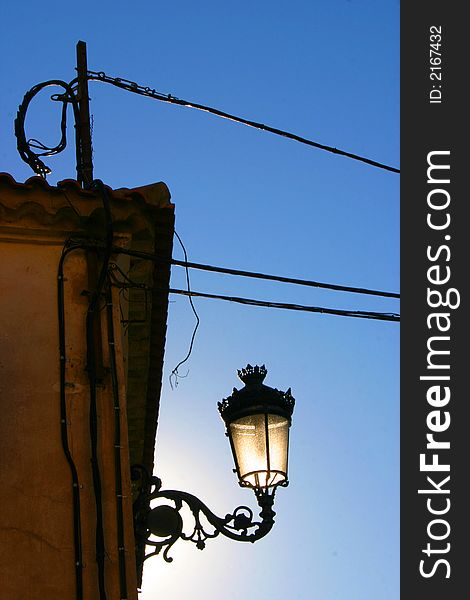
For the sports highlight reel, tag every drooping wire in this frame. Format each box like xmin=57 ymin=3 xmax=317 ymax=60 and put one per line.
xmin=169 ymin=231 xmax=200 ymax=389
xmin=86 ymin=70 xmax=400 ymax=174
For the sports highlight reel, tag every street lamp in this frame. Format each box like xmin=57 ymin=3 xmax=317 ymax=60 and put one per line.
xmin=132 ymin=365 xmax=295 ymax=565
xmin=219 ymin=364 xmax=294 ymax=491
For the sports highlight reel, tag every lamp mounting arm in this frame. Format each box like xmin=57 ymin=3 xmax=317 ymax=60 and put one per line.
xmin=131 ymin=465 xmax=276 ymax=565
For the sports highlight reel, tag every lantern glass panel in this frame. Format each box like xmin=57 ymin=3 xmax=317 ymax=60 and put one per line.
xmin=229 ymin=413 xmax=290 ymax=488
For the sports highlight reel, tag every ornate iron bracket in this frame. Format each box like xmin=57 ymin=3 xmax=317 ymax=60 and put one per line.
xmin=131 ymin=465 xmax=278 ymax=566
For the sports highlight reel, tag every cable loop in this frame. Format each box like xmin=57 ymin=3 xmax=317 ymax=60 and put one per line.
xmin=15 ymin=79 xmax=81 ymax=178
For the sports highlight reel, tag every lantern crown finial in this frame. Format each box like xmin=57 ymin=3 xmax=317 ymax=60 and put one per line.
xmin=218 ymin=364 xmax=295 ymax=425
xmin=237 ymin=364 xmax=267 ymax=386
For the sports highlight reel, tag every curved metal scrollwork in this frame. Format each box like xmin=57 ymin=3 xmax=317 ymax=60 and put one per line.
xmin=131 ymin=465 xmax=277 ymax=565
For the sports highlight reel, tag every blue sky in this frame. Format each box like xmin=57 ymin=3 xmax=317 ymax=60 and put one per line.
xmin=1 ymin=2 xmax=399 ymax=598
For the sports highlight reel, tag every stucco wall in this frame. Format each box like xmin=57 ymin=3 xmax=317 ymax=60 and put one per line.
xmin=0 ymin=234 xmax=138 ymax=599
xmin=0 ymin=174 xmax=174 ymax=598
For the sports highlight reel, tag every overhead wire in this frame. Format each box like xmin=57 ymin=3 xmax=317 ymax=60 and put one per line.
xmin=63 ymin=242 xmax=399 ymax=324
xmin=167 ymin=288 xmax=400 ymax=322
xmin=62 ymin=240 xmax=399 ymax=323
xmin=86 ymin=70 xmax=400 ymax=174
xmin=169 ymin=257 xmax=400 ymax=299
xmin=106 ymin=246 xmax=400 ymax=300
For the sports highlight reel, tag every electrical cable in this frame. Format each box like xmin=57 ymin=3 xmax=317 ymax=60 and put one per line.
xmin=169 ymin=257 xmax=400 ymax=299
xmin=105 ymin=280 xmax=128 ymax=600
xmin=86 ymin=70 xmax=400 ymax=174
xmin=169 ymin=232 xmax=200 ymax=388
xmin=14 ymin=80 xmax=82 ymax=179
xmin=58 ymin=243 xmax=85 ymax=600
xmin=85 ymin=180 xmax=114 ymax=600
xmin=167 ymin=288 xmax=400 ymax=322
xmin=58 ymin=184 xmax=127 ymax=598
xmin=109 ymin=246 xmax=399 ymax=300
xmin=111 ymin=246 xmax=399 ymax=320
xmin=14 ymin=73 xmax=399 ymax=177
xmin=65 ymin=241 xmax=399 ymax=322
xmin=108 ymin=263 xmax=152 ymax=332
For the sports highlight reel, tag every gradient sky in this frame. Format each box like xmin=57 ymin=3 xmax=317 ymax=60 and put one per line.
xmin=0 ymin=2 xmax=399 ymax=598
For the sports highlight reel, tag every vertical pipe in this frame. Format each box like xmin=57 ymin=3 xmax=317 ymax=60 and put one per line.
xmin=106 ymin=285 xmax=129 ymax=600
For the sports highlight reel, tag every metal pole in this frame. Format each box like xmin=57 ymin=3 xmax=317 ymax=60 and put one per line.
xmin=76 ymin=40 xmax=94 ymax=187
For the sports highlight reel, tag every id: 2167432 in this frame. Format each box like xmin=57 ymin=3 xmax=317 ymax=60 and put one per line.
xmin=429 ymin=25 xmax=442 ymax=104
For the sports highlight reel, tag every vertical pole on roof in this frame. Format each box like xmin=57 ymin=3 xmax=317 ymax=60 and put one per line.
xmin=76 ymin=40 xmax=94 ymax=187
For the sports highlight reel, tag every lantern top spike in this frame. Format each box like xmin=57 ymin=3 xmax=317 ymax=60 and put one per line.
xmin=237 ymin=364 xmax=267 ymax=386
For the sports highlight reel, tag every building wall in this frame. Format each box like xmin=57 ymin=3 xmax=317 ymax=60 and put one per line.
xmin=0 ymin=175 xmax=174 ymax=599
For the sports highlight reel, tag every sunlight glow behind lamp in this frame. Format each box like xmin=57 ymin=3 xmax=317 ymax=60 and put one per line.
xmin=133 ymin=364 xmax=295 ymax=566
